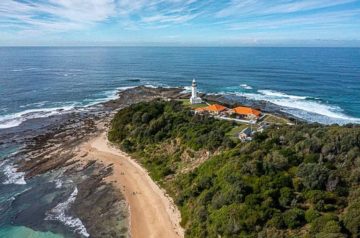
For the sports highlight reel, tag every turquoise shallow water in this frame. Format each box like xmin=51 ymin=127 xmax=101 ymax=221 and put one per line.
xmin=0 ymin=226 xmax=63 ymax=238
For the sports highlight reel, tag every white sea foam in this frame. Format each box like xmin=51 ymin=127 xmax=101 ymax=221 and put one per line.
xmin=0 ymin=86 xmax=137 ymax=129
xmin=117 ymin=86 xmax=137 ymax=91
xmin=83 ymin=86 xmax=136 ymax=107
xmin=20 ymin=101 xmax=49 ymax=108
xmin=235 ymin=89 xmax=360 ymax=125
xmin=0 ymin=106 xmax=76 ymax=129
xmin=240 ymin=84 xmax=253 ymax=90
xmin=144 ymin=84 xmax=158 ymax=88
xmin=0 ymin=118 xmax=24 ymax=129
xmin=143 ymin=82 xmax=172 ymax=89
xmin=218 ymin=84 xmax=253 ymax=94
xmin=182 ymin=86 xmax=192 ymax=93
xmin=55 ymin=179 xmax=63 ymax=189
xmin=258 ymin=90 xmax=308 ymax=100
xmin=45 ymin=187 xmax=89 ymax=237
xmin=1 ymin=162 xmax=26 ymax=185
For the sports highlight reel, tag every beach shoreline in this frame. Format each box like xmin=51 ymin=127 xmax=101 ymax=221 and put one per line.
xmin=0 ymin=86 xmax=186 ymax=237
xmin=76 ymin=126 xmax=184 ymax=238
xmin=0 ymin=85 xmax=296 ymax=237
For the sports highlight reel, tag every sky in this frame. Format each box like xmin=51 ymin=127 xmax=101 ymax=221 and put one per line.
xmin=0 ymin=0 xmax=360 ymax=46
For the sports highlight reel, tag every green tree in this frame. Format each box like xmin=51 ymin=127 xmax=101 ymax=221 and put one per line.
xmin=283 ymin=208 xmax=305 ymax=229
xmin=297 ymin=163 xmax=329 ymax=190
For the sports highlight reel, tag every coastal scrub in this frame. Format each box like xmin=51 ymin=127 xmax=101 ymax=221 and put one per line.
xmin=109 ymin=100 xmax=360 ymax=238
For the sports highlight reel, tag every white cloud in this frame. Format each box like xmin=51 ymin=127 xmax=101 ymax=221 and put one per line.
xmin=141 ymin=12 xmax=200 ymax=24
xmin=0 ymin=0 xmax=117 ymax=32
xmin=0 ymin=0 xmax=359 ymax=45
xmin=227 ymin=8 xmax=360 ymax=31
xmin=265 ymin=0 xmax=357 ymax=14
xmin=121 ymin=0 xmax=204 ymax=27
xmin=0 ymin=0 xmax=203 ymax=33
xmin=216 ymin=0 xmax=357 ymax=17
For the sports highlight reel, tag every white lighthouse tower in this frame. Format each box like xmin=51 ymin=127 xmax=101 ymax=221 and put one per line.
xmin=190 ymin=79 xmax=202 ymax=104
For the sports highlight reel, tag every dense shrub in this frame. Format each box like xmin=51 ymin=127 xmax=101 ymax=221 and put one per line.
xmin=305 ymin=208 xmax=321 ymax=223
xmin=297 ymin=163 xmax=329 ymax=190
xmin=109 ymin=100 xmax=234 ymax=152
xmin=278 ymin=187 xmax=294 ymax=208
xmin=343 ymin=199 xmax=360 ymax=236
xmin=310 ymin=213 xmax=339 ymax=234
xmin=109 ymin=100 xmax=360 ymax=237
xmin=283 ymin=208 xmax=305 ymax=229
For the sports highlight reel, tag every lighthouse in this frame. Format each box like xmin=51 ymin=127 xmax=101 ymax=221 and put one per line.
xmin=190 ymin=79 xmax=202 ymax=104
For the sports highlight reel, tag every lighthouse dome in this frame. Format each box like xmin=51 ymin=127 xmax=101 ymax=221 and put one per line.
xmin=192 ymin=79 xmax=197 ymax=86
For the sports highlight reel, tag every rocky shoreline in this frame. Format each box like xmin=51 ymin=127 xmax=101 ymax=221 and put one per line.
xmin=0 ymin=86 xmax=296 ymax=237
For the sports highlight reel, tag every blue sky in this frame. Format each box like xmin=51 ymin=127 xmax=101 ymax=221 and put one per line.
xmin=0 ymin=0 xmax=360 ymax=46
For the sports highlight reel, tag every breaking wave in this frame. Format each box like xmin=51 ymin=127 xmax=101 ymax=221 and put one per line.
xmin=0 ymin=106 xmax=76 ymax=129
xmin=0 ymin=162 xmax=26 ymax=185
xmin=240 ymin=84 xmax=253 ymax=90
xmin=144 ymin=83 xmax=172 ymax=89
xmin=240 ymin=90 xmax=360 ymax=125
xmin=257 ymin=90 xmax=307 ymax=100
xmin=0 ymin=86 xmax=136 ymax=129
xmin=182 ymin=86 xmax=192 ymax=93
xmin=217 ymin=85 xmax=360 ymax=125
xmin=82 ymin=86 xmax=136 ymax=106
xmin=45 ymin=187 xmax=89 ymax=237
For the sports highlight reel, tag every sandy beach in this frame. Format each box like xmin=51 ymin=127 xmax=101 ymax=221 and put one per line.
xmin=77 ymin=129 xmax=184 ymax=238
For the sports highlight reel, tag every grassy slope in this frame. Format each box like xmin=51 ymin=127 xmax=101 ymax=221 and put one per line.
xmin=109 ymin=100 xmax=360 ymax=238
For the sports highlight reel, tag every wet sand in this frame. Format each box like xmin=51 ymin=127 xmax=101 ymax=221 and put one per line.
xmin=77 ymin=130 xmax=184 ymax=238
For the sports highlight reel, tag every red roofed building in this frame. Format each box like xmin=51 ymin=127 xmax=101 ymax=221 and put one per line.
xmin=195 ymin=104 xmax=228 ymax=115
xmin=232 ymin=106 xmax=261 ymax=119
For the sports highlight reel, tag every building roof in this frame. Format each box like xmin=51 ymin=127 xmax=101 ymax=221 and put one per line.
xmin=232 ymin=106 xmax=261 ymax=117
xmin=241 ymin=127 xmax=252 ymax=136
xmin=195 ymin=104 xmax=227 ymax=112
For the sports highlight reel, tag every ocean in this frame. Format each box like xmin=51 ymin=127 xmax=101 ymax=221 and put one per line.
xmin=1 ymin=47 xmax=360 ymax=128
xmin=0 ymin=47 xmax=360 ymax=237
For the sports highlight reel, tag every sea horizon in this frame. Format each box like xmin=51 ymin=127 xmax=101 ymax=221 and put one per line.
xmin=1 ymin=45 xmax=360 ymax=48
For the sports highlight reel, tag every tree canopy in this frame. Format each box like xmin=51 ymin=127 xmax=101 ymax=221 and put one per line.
xmin=109 ymin=100 xmax=360 ymax=238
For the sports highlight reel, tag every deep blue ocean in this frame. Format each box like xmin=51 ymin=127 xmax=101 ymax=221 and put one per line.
xmin=0 ymin=47 xmax=360 ymax=127
xmin=0 ymin=47 xmax=360 ymax=237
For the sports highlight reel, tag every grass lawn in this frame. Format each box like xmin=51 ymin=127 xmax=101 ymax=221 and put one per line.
xmin=176 ymin=99 xmax=208 ymax=109
xmin=262 ymin=114 xmax=291 ymax=125
xmin=226 ymin=124 xmax=249 ymax=141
